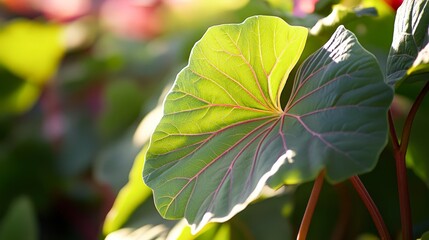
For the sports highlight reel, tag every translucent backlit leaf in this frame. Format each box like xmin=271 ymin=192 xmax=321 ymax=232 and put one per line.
xmin=144 ymin=16 xmax=307 ymax=233
xmin=143 ymin=16 xmax=392 ymax=234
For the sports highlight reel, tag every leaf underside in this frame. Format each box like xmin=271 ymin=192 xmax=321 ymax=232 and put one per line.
xmin=269 ymin=25 xmax=392 ymax=187
xmin=143 ymin=16 xmax=392 ymax=234
xmin=386 ymin=0 xmax=429 ymax=86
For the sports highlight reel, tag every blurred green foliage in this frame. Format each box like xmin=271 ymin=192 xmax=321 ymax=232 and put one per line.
xmin=0 ymin=196 xmax=38 ymax=240
xmin=0 ymin=20 xmax=64 ymax=114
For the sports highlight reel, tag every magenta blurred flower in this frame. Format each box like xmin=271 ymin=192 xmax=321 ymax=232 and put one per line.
xmin=293 ymin=0 xmax=317 ymax=17
xmin=100 ymin=0 xmax=164 ymax=40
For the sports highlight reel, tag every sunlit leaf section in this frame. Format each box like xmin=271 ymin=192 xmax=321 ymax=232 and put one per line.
xmin=144 ymin=16 xmax=307 ymax=233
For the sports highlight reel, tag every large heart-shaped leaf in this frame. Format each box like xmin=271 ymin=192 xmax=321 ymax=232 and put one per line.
xmin=143 ymin=16 xmax=392 ymax=233
xmin=386 ymin=0 xmax=429 ymax=86
xmin=144 ymin=16 xmax=307 ymax=233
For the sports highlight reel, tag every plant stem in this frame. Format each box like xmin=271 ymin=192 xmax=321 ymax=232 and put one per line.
xmin=400 ymin=81 xmax=429 ymax=153
xmin=389 ymin=111 xmax=412 ymax=240
xmin=297 ymin=170 xmax=325 ymax=240
xmin=394 ymin=149 xmax=412 ymax=240
xmin=388 ymin=81 xmax=429 ymax=240
xmin=389 ymin=110 xmax=412 ymax=239
xmin=388 ymin=111 xmax=400 ymax=150
xmin=350 ymin=176 xmax=391 ymax=240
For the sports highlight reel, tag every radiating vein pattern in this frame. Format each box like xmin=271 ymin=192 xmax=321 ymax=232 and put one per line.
xmin=271 ymin=26 xmax=393 ymax=185
xmin=143 ymin=17 xmax=392 ymax=235
xmin=144 ymin=16 xmax=308 ymax=233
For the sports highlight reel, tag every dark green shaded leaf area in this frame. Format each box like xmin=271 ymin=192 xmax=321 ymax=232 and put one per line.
xmin=143 ymin=16 xmax=393 ymax=233
xmin=269 ymin=25 xmax=392 ymax=187
xmin=386 ymin=0 xmax=429 ymax=86
xmin=0 ymin=139 xmax=58 ymax=217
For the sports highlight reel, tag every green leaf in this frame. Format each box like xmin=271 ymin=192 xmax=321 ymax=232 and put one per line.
xmin=0 ymin=197 xmax=38 ymax=240
xmin=386 ymin=0 xmax=429 ymax=86
xmin=0 ymin=20 xmax=65 ymax=85
xmin=169 ymin=191 xmax=294 ymax=240
xmin=103 ymin=147 xmax=152 ymax=235
xmin=144 ymin=15 xmax=308 ymax=233
xmin=170 ymin=221 xmax=232 ymax=240
xmin=269 ymin=26 xmax=392 ymax=187
xmin=310 ymin=5 xmax=378 ymax=37
xmin=0 ymin=20 xmax=65 ymax=114
xmin=103 ymin=101 xmax=166 ymax=235
xmin=95 ymin=130 xmax=140 ymax=193
xmin=104 ymin=190 xmax=176 ymax=240
xmin=421 ymin=230 xmax=429 ymax=240
xmin=144 ymin=16 xmax=392 ymax=234
xmin=406 ymin=43 xmax=429 ymax=81
xmin=0 ymin=66 xmax=40 ymax=115
xmin=98 ymin=80 xmax=145 ymax=140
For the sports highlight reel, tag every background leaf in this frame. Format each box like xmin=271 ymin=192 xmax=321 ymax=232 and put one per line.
xmin=386 ymin=0 xmax=429 ymax=86
xmin=0 ymin=66 xmax=40 ymax=115
xmin=98 ymin=79 xmax=145 ymax=140
xmin=310 ymin=5 xmax=377 ymax=37
xmin=0 ymin=20 xmax=65 ymax=115
xmin=421 ymin=230 xmax=429 ymax=240
xmin=104 ymin=190 xmax=176 ymax=240
xmin=143 ymin=15 xmax=308 ymax=233
xmin=0 ymin=20 xmax=64 ymax=85
xmin=102 ymin=95 xmax=167 ymax=235
xmin=0 ymin=196 xmax=38 ymax=240
xmin=103 ymin=147 xmax=152 ymax=235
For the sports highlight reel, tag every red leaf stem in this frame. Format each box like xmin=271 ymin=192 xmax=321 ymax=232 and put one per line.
xmin=350 ymin=176 xmax=391 ymax=240
xmin=297 ymin=170 xmax=325 ymax=240
xmin=389 ymin=81 xmax=429 ymax=240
